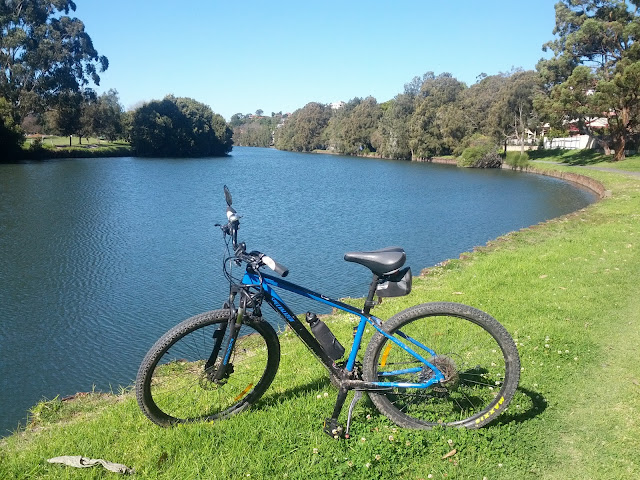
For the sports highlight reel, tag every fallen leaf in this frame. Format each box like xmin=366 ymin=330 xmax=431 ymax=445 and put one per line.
xmin=442 ymin=449 xmax=457 ymax=460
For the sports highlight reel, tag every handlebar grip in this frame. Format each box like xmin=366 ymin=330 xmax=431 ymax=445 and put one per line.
xmin=262 ymin=255 xmax=289 ymax=277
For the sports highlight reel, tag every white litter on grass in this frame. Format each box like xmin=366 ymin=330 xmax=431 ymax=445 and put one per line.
xmin=47 ymin=456 xmax=134 ymax=475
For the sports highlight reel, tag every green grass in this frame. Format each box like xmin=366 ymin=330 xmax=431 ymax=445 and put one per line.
xmin=1 ymin=159 xmax=639 ymax=478
xmin=530 ymin=148 xmax=640 ymax=171
xmin=18 ymin=136 xmax=132 ymax=160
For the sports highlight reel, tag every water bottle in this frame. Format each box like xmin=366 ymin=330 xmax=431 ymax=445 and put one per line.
xmin=306 ymin=312 xmax=345 ymax=361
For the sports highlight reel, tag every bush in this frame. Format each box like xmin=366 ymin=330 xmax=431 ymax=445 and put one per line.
xmin=457 ymin=136 xmax=502 ymax=168
xmin=28 ymin=136 xmax=46 ymax=151
xmin=130 ymin=96 xmax=233 ymax=157
xmin=504 ymin=151 xmax=530 ymax=170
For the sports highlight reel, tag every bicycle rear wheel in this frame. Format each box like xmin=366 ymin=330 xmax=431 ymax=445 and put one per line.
xmin=136 ymin=309 xmax=280 ymax=426
xmin=363 ymin=302 xmax=520 ymax=429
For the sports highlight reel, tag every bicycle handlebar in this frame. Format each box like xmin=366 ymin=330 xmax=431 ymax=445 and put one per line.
xmin=221 ymin=186 xmax=289 ymax=278
xmin=261 ymin=255 xmax=289 ymax=277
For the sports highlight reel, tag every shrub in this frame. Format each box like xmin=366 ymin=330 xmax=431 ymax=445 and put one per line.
xmin=504 ymin=151 xmax=530 ymax=170
xmin=457 ymin=136 xmax=502 ymax=168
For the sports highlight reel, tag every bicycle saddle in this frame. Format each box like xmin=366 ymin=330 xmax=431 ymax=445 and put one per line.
xmin=344 ymin=247 xmax=406 ymax=276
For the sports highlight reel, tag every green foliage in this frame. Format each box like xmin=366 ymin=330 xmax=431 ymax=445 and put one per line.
xmin=457 ymin=135 xmax=502 ymax=168
xmin=374 ymin=94 xmax=414 ymax=159
xmin=232 ymin=113 xmax=281 ymax=147
xmin=504 ymin=151 xmax=530 ymax=170
xmin=81 ymin=89 xmax=125 ymax=141
xmin=130 ymin=96 xmax=232 ymax=157
xmin=0 ymin=1 xmax=108 ymax=122
xmin=0 ymin=98 xmax=24 ymax=161
xmin=537 ymin=0 xmax=640 ymax=160
xmin=274 ymin=102 xmax=331 ymax=152
xmin=409 ymin=72 xmax=467 ymax=159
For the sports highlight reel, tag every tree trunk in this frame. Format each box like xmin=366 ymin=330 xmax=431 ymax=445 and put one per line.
xmin=613 ymin=134 xmax=626 ymax=161
xmin=69 ymin=135 xmax=72 ymax=147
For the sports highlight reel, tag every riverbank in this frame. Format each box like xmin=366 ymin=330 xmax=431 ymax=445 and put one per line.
xmin=4 ymin=139 xmax=133 ymax=162
xmin=1 ymin=159 xmax=639 ymax=479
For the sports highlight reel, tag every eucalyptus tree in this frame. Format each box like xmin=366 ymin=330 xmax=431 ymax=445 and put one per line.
xmin=537 ymin=0 xmax=640 ymax=160
xmin=274 ymin=102 xmax=331 ymax=152
xmin=339 ymin=96 xmax=382 ymax=154
xmin=375 ymin=93 xmax=415 ymax=159
xmin=0 ymin=1 xmax=108 ymax=120
xmin=408 ymin=72 xmax=467 ymax=159
xmin=80 ymin=89 xmax=124 ymax=141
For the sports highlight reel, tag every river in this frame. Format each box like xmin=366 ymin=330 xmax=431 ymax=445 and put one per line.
xmin=0 ymin=147 xmax=595 ymax=434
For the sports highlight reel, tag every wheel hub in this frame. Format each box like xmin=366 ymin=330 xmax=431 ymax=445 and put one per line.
xmin=420 ymin=355 xmax=459 ymax=391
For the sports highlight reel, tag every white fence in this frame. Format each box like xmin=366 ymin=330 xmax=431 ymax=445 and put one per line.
xmin=543 ymin=134 xmax=596 ymax=150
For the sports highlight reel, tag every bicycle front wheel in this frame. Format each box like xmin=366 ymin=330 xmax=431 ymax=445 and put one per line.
xmin=363 ymin=302 xmax=520 ymax=429
xmin=136 ymin=309 xmax=280 ymax=426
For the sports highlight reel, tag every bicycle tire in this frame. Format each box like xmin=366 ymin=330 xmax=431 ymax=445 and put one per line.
xmin=136 ymin=309 xmax=280 ymax=426
xmin=363 ymin=302 xmax=520 ymax=429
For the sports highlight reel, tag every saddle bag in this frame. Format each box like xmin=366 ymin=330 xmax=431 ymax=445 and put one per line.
xmin=376 ymin=267 xmax=412 ymax=298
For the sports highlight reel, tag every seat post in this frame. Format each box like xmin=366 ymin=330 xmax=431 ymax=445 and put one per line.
xmin=363 ymin=273 xmax=379 ymax=316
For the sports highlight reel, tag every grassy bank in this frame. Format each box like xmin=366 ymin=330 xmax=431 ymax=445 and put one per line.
xmin=1 ymin=156 xmax=639 ymax=479
xmin=17 ymin=137 xmax=132 ymax=160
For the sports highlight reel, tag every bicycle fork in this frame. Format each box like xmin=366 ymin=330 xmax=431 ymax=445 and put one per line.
xmin=209 ymin=292 xmax=247 ymax=383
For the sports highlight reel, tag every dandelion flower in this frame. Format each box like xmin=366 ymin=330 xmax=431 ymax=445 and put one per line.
xmin=375 ymin=454 xmax=381 ymax=461
xmin=313 ymin=448 xmax=319 ymax=454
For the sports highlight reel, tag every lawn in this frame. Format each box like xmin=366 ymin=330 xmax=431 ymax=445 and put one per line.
xmin=1 ymin=158 xmax=638 ymax=479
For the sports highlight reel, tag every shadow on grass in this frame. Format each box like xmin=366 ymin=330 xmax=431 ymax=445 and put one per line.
xmin=529 ymin=148 xmax=610 ymax=165
xmin=257 ymin=377 xmax=332 ymax=408
xmin=492 ymin=386 xmax=548 ymax=426
xmin=257 ymin=380 xmax=547 ymax=429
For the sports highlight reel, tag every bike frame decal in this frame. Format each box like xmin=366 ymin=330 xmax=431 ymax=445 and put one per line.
xmin=241 ymin=271 xmax=445 ymax=386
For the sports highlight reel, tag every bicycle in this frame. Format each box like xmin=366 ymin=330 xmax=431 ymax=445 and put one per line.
xmin=135 ymin=186 xmax=520 ymax=438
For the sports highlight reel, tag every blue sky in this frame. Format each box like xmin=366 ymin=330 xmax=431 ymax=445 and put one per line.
xmin=78 ymin=0 xmax=561 ymax=119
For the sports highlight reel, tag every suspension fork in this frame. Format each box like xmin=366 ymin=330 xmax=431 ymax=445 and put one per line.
xmin=211 ymin=290 xmax=247 ymax=382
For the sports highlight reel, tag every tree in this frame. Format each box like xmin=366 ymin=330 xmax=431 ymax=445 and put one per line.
xmin=0 ymin=1 xmax=108 ymax=124
xmin=274 ymin=102 xmax=331 ymax=152
xmin=375 ymin=93 xmax=415 ymax=159
xmin=537 ymin=0 xmax=640 ymax=160
xmin=409 ymin=73 xmax=466 ymax=159
xmin=92 ymin=89 xmax=124 ymax=140
xmin=339 ymin=96 xmax=382 ymax=154
xmin=0 ymin=97 xmax=24 ymax=161
xmin=48 ymin=89 xmax=84 ymax=145
xmin=130 ymin=96 xmax=232 ymax=157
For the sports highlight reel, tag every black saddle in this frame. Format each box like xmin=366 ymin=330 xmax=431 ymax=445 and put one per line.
xmin=344 ymin=247 xmax=406 ymax=276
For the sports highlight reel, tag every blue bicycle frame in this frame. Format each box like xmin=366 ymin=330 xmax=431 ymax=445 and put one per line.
xmin=241 ymin=271 xmax=445 ymax=389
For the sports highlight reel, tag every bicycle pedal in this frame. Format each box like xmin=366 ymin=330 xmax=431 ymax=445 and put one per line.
xmin=323 ymin=418 xmax=344 ymax=439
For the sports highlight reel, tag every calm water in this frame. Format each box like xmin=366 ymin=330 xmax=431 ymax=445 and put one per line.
xmin=0 ymin=147 xmax=595 ymax=434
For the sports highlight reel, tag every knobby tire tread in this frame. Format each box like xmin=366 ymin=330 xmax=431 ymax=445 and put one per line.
xmin=363 ymin=302 xmax=520 ymax=429
xmin=135 ymin=309 xmax=280 ymax=426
